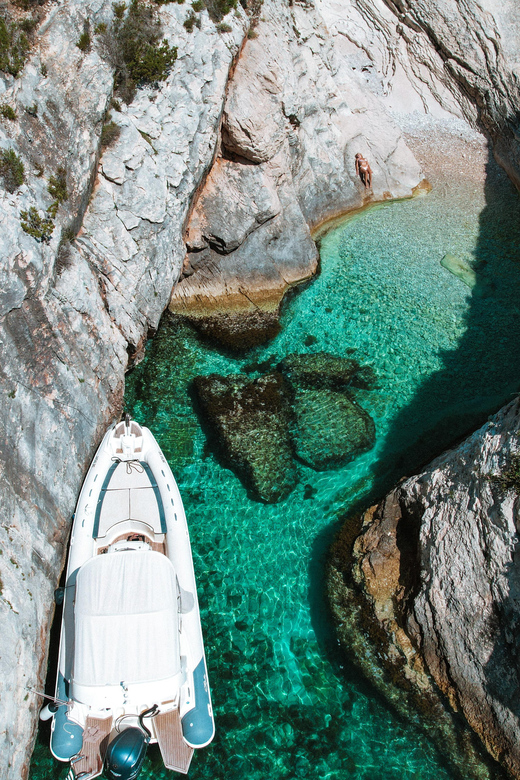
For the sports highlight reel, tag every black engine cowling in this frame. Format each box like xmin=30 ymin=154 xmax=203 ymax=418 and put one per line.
xmin=104 ymin=727 xmax=149 ymax=780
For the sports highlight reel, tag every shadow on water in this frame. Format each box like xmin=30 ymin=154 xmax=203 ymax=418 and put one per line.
xmin=307 ymin=148 xmax=520 ymax=776
xmin=371 ymin=155 xmax=520 ymax=486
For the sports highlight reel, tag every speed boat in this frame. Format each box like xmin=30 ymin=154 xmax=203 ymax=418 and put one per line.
xmin=41 ymin=417 xmax=214 ymax=779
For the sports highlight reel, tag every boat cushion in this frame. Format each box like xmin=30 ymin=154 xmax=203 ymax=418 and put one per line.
xmin=94 ymin=461 xmax=164 ymax=538
xmin=72 ymin=551 xmax=180 ymax=694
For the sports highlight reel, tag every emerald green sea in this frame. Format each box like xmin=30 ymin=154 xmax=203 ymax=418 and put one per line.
xmin=31 ymin=149 xmax=520 ymax=779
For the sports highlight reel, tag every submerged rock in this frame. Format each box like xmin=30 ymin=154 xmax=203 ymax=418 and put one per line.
xmin=441 ymin=252 xmax=477 ymax=288
xmin=193 ymin=373 xmax=297 ymax=503
xmin=183 ymin=308 xmax=282 ymax=352
xmin=279 ymin=352 xmax=376 ymax=470
xmin=279 ymin=352 xmax=377 ymax=391
xmin=193 ymin=352 xmax=377 ymax=496
xmin=289 ymin=387 xmax=375 ymax=471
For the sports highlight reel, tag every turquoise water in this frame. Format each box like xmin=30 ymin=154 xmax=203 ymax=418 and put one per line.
xmin=31 ymin=153 xmax=520 ymax=779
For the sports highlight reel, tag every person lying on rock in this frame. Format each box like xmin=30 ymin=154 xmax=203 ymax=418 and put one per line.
xmin=355 ymin=153 xmax=372 ymax=190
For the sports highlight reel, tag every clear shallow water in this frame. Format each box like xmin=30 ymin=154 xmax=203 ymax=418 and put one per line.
xmin=31 ymin=154 xmax=520 ymax=779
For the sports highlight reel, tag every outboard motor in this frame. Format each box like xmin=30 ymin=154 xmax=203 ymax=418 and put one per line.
xmin=104 ymin=706 xmax=158 ymax=780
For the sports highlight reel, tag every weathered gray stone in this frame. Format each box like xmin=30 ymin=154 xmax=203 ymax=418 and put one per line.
xmin=222 ymin=37 xmax=287 ymax=163
xmin=331 ymin=399 xmax=520 ymax=778
xmin=171 ymin=184 xmax=319 ymax=323
xmin=185 ymin=157 xmax=281 ymax=253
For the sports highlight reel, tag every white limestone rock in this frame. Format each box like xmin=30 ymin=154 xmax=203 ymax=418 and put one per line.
xmin=185 ymin=158 xmax=282 ymax=253
xmin=222 ymin=37 xmax=287 ymax=163
xmin=0 ymin=4 xmax=247 ymax=778
xmin=397 ymin=400 xmax=520 ymax=777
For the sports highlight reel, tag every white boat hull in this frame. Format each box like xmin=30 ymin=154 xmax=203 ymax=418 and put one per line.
xmin=49 ymin=420 xmax=214 ymax=776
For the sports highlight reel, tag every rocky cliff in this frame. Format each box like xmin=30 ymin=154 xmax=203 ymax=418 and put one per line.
xmin=328 ymin=399 xmax=520 ymax=778
xmin=1 ymin=0 xmax=520 ymax=776
xmin=170 ymin=0 xmax=426 ymax=346
xmin=0 ymin=2 xmax=246 ymax=776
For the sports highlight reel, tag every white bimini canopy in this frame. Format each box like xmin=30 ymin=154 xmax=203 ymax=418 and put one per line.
xmin=72 ymin=550 xmax=180 ymax=707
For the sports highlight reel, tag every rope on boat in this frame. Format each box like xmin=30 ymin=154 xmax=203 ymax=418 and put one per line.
xmin=110 ymin=456 xmax=144 ymax=474
xmin=25 ymin=687 xmax=67 ymax=706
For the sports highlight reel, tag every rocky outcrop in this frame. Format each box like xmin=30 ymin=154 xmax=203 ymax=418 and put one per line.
xmin=169 ymin=0 xmax=426 ymax=343
xmin=318 ymin=0 xmax=520 ymax=185
xmin=170 ymin=0 xmax=520 ymax=343
xmin=329 ymin=399 xmax=520 ymax=778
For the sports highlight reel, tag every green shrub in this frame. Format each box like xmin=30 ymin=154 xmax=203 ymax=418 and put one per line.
xmin=62 ymin=227 xmax=76 ymax=243
xmin=55 ymin=237 xmax=73 ymax=274
xmin=0 ymin=104 xmax=16 ymax=120
xmin=24 ymin=103 xmax=37 ymax=116
xmin=101 ymin=0 xmax=177 ymax=103
xmin=0 ymin=16 xmax=30 ymax=77
xmin=95 ymin=22 xmax=107 ymax=34
xmin=204 ymin=0 xmax=236 ymax=22
xmin=111 ymin=97 xmax=122 ymax=111
xmin=113 ymin=2 xmax=126 ymax=19
xmin=192 ymin=0 xmax=205 ymax=10
xmin=216 ymin=21 xmax=232 ymax=31
xmin=101 ymin=120 xmax=121 ymax=149
xmin=77 ymin=21 xmax=91 ymax=52
xmin=0 ymin=148 xmax=25 ymax=192
xmin=40 ymin=61 xmax=47 ymax=76
xmin=129 ymin=37 xmax=176 ymax=82
xmin=183 ymin=10 xmax=198 ymax=31
xmin=20 ymin=206 xmax=54 ymax=242
xmin=77 ymin=32 xmax=90 ymax=50
xmin=48 ymin=167 xmax=68 ymax=202
xmin=19 ymin=17 xmax=37 ymax=33
xmin=489 ymin=454 xmax=520 ymax=493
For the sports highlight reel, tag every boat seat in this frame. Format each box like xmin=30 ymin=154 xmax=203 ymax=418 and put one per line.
xmin=94 ymin=461 xmax=165 ymax=538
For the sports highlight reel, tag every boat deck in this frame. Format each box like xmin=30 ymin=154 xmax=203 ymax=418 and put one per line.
xmin=154 ymin=709 xmax=194 ymax=774
xmin=70 ymin=715 xmax=112 ymax=780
